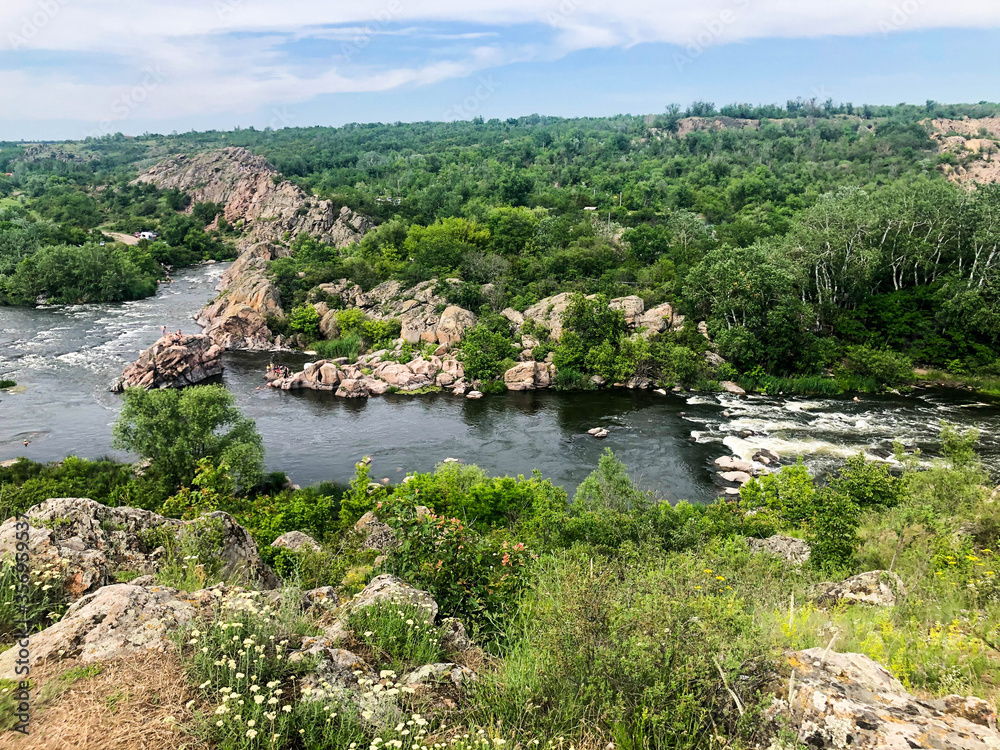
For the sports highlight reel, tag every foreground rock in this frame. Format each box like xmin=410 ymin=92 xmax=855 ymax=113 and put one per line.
xmin=345 ymin=574 xmax=438 ymax=622
xmin=747 ymin=535 xmax=811 ymax=565
xmin=112 ymin=333 xmax=223 ymax=391
xmin=761 ymin=648 xmax=999 ymax=749
xmin=0 ymin=583 xmax=205 ymax=677
xmin=0 ymin=497 xmax=279 ymax=599
xmin=814 ymin=570 xmax=906 ymax=607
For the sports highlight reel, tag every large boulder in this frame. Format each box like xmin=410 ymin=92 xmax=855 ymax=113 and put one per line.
xmin=609 ymin=295 xmax=645 ymax=325
xmin=815 ymin=570 xmax=906 ymax=607
xmin=0 ymin=498 xmax=279 ymax=600
xmin=503 ymin=361 xmax=554 ymax=391
xmin=761 ymin=648 xmax=999 ymax=749
xmin=336 ymin=379 xmax=371 ymax=399
xmin=406 ymin=356 xmax=442 ymax=379
xmin=0 ymin=584 xmax=204 ymax=677
xmin=523 ymin=293 xmax=574 ymax=340
xmin=637 ymin=302 xmax=678 ymax=334
xmin=113 ymin=334 xmax=223 ymax=392
xmin=747 ymin=535 xmax=811 ymax=565
xmin=354 ymin=512 xmax=398 ymax=552
xmin=319 ymin=309 xmax=341 ymax=339
xmin=436 ymin=306 xmax=477 ymax=345
xmin=714 ymin=456 xmax=754 ymax=473
xmin=271 ymin=530 xmax=321 ymax=553
xmin=346 ymin=574 xmax=439 ymax=622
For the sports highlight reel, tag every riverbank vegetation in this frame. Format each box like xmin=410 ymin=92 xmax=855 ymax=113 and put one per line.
xmin=1 ymin=382 xmax=999 ymax=748
xmin=0 ymin=173 xmax=234 ymax=305
xmin=5 ymin=102 xmax=1000 ymax=390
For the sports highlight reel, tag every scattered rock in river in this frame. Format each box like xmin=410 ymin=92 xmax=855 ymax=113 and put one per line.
xmin=112 ymin=334 xmax=223 ymax=392
xmin=752 ymin=449 xmax=781 ymax=465
xmin=719 ymin=470 xmax=753 ymax=485
xmin=714 ymin=456 xmax=754 ymax=473
xmin=719 ymin=381 xmax=746 ymax=395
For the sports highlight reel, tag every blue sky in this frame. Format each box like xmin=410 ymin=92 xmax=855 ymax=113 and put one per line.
xmin=1 ymin=0 xmax=999 ymax=141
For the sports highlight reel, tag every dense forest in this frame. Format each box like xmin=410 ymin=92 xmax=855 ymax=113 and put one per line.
xmin=3 ymin=99 xmax=1000 ymax=388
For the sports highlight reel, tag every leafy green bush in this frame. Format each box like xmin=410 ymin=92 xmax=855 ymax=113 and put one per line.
xmin=808 ymin=488 xmax=861 ymax=572
xmin=288 ymin=304 xmax=320 ymax=339
xmin=361 ymin=318 xmax=401 ymax=350
xmin=839 ymin=345 xmax=912 ymax=386
xmin=739 ymin=461 xmax=817 ymax=526
xmin=392 ymin=461 xmax=568 ymax=533
xmin=829 ymin=453 xmax=904 ymax=510
xmin=460 ymin=325 xmax=517 ymax=381
xmin=336 ymin=308 xmax=367 ymax=337
xmin=378 ymin=499 xmax=534 ymax=642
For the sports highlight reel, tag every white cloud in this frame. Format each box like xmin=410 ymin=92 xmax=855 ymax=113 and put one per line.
xmin=1 ymin=0 xmax=999 ymax=129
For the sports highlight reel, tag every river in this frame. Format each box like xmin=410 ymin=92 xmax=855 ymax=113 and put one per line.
xmin=2 ymin=263 xmax=999 ymax=503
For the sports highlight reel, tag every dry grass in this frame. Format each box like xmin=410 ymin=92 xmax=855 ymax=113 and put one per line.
xmin=0 ymin=651 xmax=210 ymax=750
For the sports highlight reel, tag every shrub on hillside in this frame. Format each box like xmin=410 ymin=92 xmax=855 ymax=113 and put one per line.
xmin=838 ymin=345 xmax=912 ymax=386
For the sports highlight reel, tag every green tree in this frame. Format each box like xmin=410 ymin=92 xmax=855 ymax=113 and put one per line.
xmin=461 ymin=325 xmax=517 ymax=381
xmin=289 ymin=305 xmax=321 ymax=339
xmin=112 ymin=385 xmax=264 ymax=493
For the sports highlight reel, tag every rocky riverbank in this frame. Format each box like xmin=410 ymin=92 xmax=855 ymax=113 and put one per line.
xmin=135 ymin=148 xmax=373 ymax=351
xmin=268 ymin=347 xmax=559 ymax=399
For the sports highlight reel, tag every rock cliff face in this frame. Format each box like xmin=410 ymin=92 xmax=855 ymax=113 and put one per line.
xmin=134 ymin=147 xmax=373 ymax=249
xmin=927 ymin=117 xmax=1000 ymax=184
xmin=135 ymin=148 xmax=374 ymax=350
xmin=195 ymin=242 xmax=288 ymax=350
xmin=112 ymin=333 xmax=223 ymax=391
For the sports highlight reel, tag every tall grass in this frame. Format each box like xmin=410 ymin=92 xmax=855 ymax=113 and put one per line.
xmin=735 ymin=373 xmax=882 ymax=396
xmin=309 ymin=335 xmax=362 ymax=362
